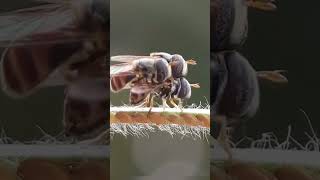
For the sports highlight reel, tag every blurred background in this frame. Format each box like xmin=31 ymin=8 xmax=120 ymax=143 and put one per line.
xmin=110 ymin=0 xmax=210 ymax=106
xmin=0 ymin=1 xmax=65 ymax=141
xmin=240 ymin=0 xmax=320 ymax=145
xmin=110 ymin=0 xmax=209 ymax=179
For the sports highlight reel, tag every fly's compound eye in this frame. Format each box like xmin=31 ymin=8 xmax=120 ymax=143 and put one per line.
xmin=177 ymin=78 xmax=191 ymax=99
xmin=170 ymin=54 xmax=187 ymax=78
xmin=155 ymin=59 xmax=170 ymax=82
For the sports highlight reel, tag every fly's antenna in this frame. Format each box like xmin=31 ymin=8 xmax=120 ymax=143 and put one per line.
xmin=190 ymin=83 xmax=200 ymax=88
xmin=186 ymin=59 xmax=197 ymax=65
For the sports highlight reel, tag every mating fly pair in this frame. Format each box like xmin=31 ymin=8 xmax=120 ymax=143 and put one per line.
xmin=110 ymin=52 xmax=200 ymax=111
xmin=0 ymin=0 xmax=109 ymax=140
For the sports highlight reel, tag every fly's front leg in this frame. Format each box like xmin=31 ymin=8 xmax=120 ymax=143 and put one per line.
xmin=176 ymin=98 xmax=183 ymax=109
xmin=169 ymin=98 xmax=183 ymax=112
xmin=214 ymin=115 xmax=233 ymax=162
xmin=147 ymin=73 xmax=153 ymax=83
xmin=162 ymin=98 xmax=170 ymax=111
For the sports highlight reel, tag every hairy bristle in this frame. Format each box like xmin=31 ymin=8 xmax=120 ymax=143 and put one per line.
xmin=110 ymin=107 xmax=210 ymax=128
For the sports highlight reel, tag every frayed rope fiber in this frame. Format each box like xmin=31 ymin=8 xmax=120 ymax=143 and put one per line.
xmin=110 ymin=107 xmax=210 ymax=140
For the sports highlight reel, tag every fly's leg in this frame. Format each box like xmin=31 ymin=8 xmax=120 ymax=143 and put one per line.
xmin=176 ymin=98 xmax=183 ymax=109
xmin=147 ymin=94 xmax=155 ymax=117
xmin=215 ymin=115 xmax=233 ymax=162
xmin=134 ymin=94 xmax=150 ymax=108
xmin=162 ymin=98 xmax=170 ymax=111
xmin=169 ymin=98 xmax=183 ymax=112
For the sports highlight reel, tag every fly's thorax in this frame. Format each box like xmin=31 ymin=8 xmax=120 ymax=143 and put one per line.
xmin=172 ymin=78 xmax=191 ymax=99
xmin=170 ymin=54 xmax=188 ymax=78
xmin=134 ymin=58 xmax=170 ymax=83
xmin=135 ymin=58 xmax=155 ymax=72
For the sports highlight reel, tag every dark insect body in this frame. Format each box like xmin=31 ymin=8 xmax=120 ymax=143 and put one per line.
xmin=110 ymin=52 xmax=196 ymax=93
xmin=210 ymin=0 xmax=287 ymax=161
xmin=211 ymin=51 xmax=287 ymax=160
xmin=110 ymin=56 xmax=171 ymax=92
xmin=211 ymin=51 xmax=259 ymax=139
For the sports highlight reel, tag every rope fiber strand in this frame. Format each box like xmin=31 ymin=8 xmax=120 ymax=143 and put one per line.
xmin=110 ymin=107 xmax=210 ymax=140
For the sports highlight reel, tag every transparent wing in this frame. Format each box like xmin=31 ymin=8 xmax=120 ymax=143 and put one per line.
xmin=111 ymin=55 xmax=154 ymax=63
xmin=110 ymin=63 xmax=134 ymax=75
xmin=0 ymin=1 xmax=93 ymax=47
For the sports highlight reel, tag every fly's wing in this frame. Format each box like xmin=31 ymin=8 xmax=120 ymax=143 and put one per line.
xmin=111 ymin=55 xmax=155 ymax=63
xmin=129 ymin=83 xmax=157 ymax=105
xmin=0 ymin=1 xmax=87 ymax=46
xmin=110 ymin=63 xmax=137 ymax=92
xmin=110 ymin=63 xmax=133 ymax=75
xmin=63 ymin=78 xmax=108 ymax=141
xmin=0 ymin=1 xmax=103 ymax=98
